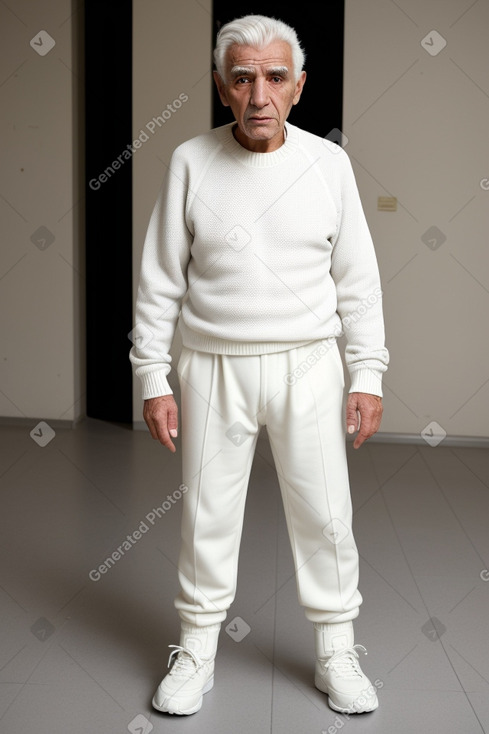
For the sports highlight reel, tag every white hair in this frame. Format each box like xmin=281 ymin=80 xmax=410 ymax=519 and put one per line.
xmin=213 ymin=14 xmax=306 ymax=83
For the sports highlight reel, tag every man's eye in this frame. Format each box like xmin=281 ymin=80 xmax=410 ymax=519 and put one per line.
xmin=271 ymin=76 xmax=283 ymax=83
xmin=236 ymin=77 xmax=251 ymax=84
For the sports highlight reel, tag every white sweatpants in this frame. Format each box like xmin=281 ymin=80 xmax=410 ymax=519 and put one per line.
xmin=174 ymin=339 xmax=363 ymax=627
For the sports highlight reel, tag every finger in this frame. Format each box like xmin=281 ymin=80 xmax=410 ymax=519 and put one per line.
xmin=353 ymin=427 xmax=370 ymax=449
xmin=155 ymin=424 xmax=176 ymax=452
xmin=347 ymin=411 xmax=360 ymax=435
xmin=144 ymin=414 xmax=159 ymax=442
xmin=167 ymin=405 xmax=179 ymax=439
xmin=352 ymin=414 xmax=379 ymax=449
xmin=163 ymin=437 xmax=177 ymax=453
xmin=144 ymin=408 xmax=177 ymax=452
xmin=346 ymin=402 xmax=360 ymax=435
xmin=153 ymin=417 xmax=177 ymax=452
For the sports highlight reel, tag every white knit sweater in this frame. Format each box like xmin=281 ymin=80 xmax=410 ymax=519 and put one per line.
xmin=130 ymin=121 xmax=389 ymax=398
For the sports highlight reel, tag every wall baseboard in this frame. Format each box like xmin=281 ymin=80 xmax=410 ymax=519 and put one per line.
xmin=358 ymin=432 xmax=489 ymax=448
xmin=130 ymin=421 xmax=489 ymax=448
xmin=0 ymin=416 xmax=84 ymax=430
xmin=2 ymin=416 xmax=486 ymax=448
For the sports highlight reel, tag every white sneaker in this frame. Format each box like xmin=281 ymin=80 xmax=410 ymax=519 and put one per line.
xmin=152 ymin=644 xmax=214 ymax=715
xmin=315 ymin=644 xmax=379 ymax=714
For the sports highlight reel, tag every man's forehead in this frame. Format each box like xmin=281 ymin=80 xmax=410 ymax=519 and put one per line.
xmin=226 ymin=41 xmax=293 ymax=69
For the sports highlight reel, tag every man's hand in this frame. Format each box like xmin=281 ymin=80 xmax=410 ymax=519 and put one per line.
xmin=346 ymin=392 xmax=383 ymax=449
xmin=143 ymin=395 xmax=179 ymax=453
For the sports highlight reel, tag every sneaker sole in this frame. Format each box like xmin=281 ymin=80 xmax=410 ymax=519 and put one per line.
xmin=152 ymin=675 xmax=214 ymax=715
xmin=315 ymin=676 xmax=378 ymax=714
xmin=328 ymin=695 xmax=378 ymax=714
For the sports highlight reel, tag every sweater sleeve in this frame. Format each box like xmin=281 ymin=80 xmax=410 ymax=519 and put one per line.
xmin=330 ymin=149 xmax=389 ymax=397
xmin=129 ymin=149 xmax=192 ymax=398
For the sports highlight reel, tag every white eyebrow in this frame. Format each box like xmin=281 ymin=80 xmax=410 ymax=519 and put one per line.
xmin=229 ymin=65 xmax=289 ymax=79
xmin=230 ymin=66 xmax=254 ymax=78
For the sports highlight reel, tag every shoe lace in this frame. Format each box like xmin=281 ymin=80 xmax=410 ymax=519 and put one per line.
xmin=167 ymin=644 xmax=203 ymax=679
xmin=323 ymin=644 xmax=368 ymax=679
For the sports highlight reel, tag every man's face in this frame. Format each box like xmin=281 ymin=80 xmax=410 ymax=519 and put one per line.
xmin=213 ymin=40 xmax=306 ymax=153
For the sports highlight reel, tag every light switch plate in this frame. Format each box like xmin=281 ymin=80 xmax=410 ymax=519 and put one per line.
xmin=377 ymin=196 xmax=397 ymax=211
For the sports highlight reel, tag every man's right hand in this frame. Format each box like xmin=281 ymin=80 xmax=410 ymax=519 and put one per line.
xmin=143 ymin=395 xmax=179 ymax=453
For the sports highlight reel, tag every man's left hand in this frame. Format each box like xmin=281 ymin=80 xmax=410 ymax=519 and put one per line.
xmin=346 ymin=392 xmax=383 ymax=449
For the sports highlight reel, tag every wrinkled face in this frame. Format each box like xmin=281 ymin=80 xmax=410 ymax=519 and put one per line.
xmin=213 ymin=40 xmax=306 ymax=153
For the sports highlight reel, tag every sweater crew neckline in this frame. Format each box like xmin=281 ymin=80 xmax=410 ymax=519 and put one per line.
xmin=215 ymin=121 xmax=299 ymax=167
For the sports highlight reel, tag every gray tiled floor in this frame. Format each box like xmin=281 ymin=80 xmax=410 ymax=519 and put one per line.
xmin=1 ymin=417 xmax=488 ymax=733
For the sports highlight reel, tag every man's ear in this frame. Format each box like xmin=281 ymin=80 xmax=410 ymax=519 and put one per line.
xmin=213 ymin=70 xmax=230 ymax=107
xmin=292 ymin=70 xmax=307 ymax=106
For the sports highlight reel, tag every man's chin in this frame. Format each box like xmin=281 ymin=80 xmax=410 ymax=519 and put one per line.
xmin=234 ymin=122 xmax=283 ymax=151
xmin=244 ymin=123 xmax=277 ymax=139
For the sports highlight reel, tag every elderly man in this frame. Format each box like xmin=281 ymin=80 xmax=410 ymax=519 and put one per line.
xmin=129 ymin=13 xmax=389 ymax=717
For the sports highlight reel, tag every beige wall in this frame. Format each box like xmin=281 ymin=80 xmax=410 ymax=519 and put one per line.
xmin=132 ymin=0 xmax=213 ymax=411
xmin=343 ymin=0 xmax=489 ymax=441
xmin=0 ymin=0 xmax=85 ymax=425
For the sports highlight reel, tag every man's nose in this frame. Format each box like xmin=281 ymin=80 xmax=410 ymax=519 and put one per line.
xmin=249 ymin=77 xmax=268 ymax=108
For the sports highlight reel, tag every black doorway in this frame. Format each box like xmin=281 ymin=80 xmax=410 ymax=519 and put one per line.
xmin=84 ymin=0 xmax=133 ymax=423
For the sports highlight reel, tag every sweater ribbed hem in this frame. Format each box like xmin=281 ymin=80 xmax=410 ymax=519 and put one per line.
xmin=180 ymin=320 xmax=315 ymax=356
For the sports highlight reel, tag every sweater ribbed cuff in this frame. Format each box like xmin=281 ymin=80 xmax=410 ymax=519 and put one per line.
xmin=140 ymin=370 xmax=174 ymax=399
xmin=348 ymin=368 xmax=384 ymax=397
